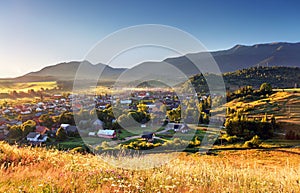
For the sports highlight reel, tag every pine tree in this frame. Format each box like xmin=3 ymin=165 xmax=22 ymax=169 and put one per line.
xmin=56 ymin=127 xmax=68 ymax=141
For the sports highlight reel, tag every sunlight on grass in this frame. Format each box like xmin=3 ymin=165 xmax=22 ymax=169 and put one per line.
xmin=1 ymin=142 xmax=300 ymax=192
xmin=0 ymin=81 xmax=57 ymax=93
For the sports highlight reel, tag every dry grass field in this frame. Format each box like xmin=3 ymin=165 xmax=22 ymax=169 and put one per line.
xmin=0 ymin=81 xmax=57 ymax=93
xmin=0 ymin=142 xmax=300 ymax=192
xmin=226 ymin=91 xmax=300 ymax=129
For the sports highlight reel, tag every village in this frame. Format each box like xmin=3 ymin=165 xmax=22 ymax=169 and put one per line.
xmin=0 ymin=89 xmax=216 ymax=151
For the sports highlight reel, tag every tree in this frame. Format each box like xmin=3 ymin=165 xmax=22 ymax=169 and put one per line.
xmin=261 ymin=113 xmax=268 ymax=122
xmin=21 ymin=120 xmax=36 ymax=137
xmin=56 ymin=127 xmax=68 ymax=141
xmin=8 ymin=125 xmax=23 ymax=140
xmin=259 ymin=83 xmax=272 ymax=93
xmin=167 ymin=108 xmax=181 ymax=122
xmin=271 ymin=114 xmax=277 ymax=132
xmin=137 ymin=103 xmax=148 ymax=113
xmin=39 ymin=114 xmax=54 ymax=128
xmin=58 ymin=112 xmax=75 ymax=125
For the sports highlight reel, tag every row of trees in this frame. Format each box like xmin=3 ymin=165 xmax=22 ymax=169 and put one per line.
xmin=225 ymin=113 xmax=276 ymax=140
xmin=226 ymin=83 xmax=273 ymax=102
xmin=8 ymin=120 xmax=37 ymax=140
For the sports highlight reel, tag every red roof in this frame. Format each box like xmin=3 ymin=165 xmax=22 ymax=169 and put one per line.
xmin=35 ymin=126 xmax=49 ymax=135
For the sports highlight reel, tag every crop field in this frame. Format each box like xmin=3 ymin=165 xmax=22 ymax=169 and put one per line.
xmin=227 ymin=92 xmax=300 ymax=126
xmin=0 ymin=81 xmax=57 ymax=93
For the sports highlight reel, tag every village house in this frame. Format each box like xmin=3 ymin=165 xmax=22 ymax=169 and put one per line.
xmin=97 ymin=129 xmax=116 ymax=138
xmin=26 ymin=132 xmax=48 ymax=143
xmin=167 ymin=123 xmax=189 ymax=133
xmin=141 ymin=132 xmax=154 ymax=142
xmin=35 ymin=126 xmax=49 ymax=135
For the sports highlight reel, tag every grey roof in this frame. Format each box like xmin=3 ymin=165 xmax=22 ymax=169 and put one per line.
xmin=27 ymin=132 xmax=40 ymax=138
xmin=66 ymin=126 xmax=78 ymax=133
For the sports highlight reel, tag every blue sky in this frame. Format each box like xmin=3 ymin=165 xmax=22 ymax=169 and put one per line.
xmin=0 ymin=0 xmax=300 ymax=77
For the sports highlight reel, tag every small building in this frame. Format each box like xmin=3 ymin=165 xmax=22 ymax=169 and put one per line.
xmin=141 ymin=132 xmax=154 ymax=142
xmin=167 ymin=123 xmax=189 ymax=133
xmin=97 ymin=129 xmax=116 ymax=139
xmin=88 ymin=132 xmax=96 ymax=137
xmin=65 ymin=126 xmax=79 ymax=136
xmin=60 ymin=124 xmax=70 ymax=130
xmin=26 ymin=132 xmax=48 ymax=142
xmin=35 ymin=126 xmax=49 ymax=135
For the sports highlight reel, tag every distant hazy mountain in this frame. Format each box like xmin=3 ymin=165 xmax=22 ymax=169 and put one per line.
xmin=15 ymin=61 xmax=126 ymax=82
xmin=13 ymin=42 xmax=300 ymax=82
xmin=162 ymin=42 xmax=300 ymax=74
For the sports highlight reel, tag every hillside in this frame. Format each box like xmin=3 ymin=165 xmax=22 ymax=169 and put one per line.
xmin=226 ymin=91 xmax=300 ymax=129
xmin=186 ymin=66 xmax=300 ymax=93
xmin=164 ymin=42 xmax=300 ymax=74
xmin=1 ymin=142 xmax=300 ymax=192
xmin=14 ymin=61 xmax=126 ymax=82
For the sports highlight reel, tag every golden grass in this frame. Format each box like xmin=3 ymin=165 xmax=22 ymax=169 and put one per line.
xmin=0 ymin=81 xmax=57 ymax=93
xmin=226 ymin=92 xmax=300 ymax=125
xmin=0 ymin=142 xmax=300 ymax=192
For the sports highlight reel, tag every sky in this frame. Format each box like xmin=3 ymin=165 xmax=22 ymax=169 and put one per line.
xmin=0 ymin=0 xmax=300 ymax=78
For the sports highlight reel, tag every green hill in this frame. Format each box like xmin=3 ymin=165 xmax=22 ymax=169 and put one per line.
xmin=185 ymin=66 xmax=300 ymax=93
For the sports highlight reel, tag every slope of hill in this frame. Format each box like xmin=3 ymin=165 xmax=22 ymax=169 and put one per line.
xmin=14 ymin=61 xmax=126 ymax=82
xmin=186 ymin=66 xmax=300 ymax=93
xmin=164 ymin=42 xmax=300 ymax=74
xmin=1 ymin=142 xmax=300 ymax=192
xmin=225 ymin=91 xmax=300 ymax=138
xmin=224 ymin=66 xmax=300 ymax=89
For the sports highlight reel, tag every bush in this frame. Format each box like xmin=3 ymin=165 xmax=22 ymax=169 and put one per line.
xmin=101 ymin=141 xmax=110 ymax=149
xmin=70 ymin=146 xmax=85 ymax=153
xmin=243 ymin=135 xmax=261 ymax=148
xmin=188 ymin=136 xmax=201 ymax=147
xmin=222 ymin=134 xmax=238 ymax=144
xmin=56 ymin=127 xmax=68 ymax=141
xmin=122 ymin=141 xmax=161 ymax=150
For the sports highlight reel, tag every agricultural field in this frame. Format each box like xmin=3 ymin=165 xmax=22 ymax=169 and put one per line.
xmin=0 ymin=81 xmax=58 ymax=93
xmin=226 ymin=91 xmax=300 ymax=129
xmin=0 ymin=142 xmax=299 ymax=192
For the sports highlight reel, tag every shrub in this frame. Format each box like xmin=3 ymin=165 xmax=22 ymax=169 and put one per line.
xmin=56 ymin=127 xmax=68 ymax=141
xmin=122 ymin=141 xmax=161 ymax=150
xmin=222 ymin=134 xmax=238 ymax=143
xmin=188 ymin=136 xmax=201 ymax=147
xmin=243 ymin=135 xmax=261 ymax=148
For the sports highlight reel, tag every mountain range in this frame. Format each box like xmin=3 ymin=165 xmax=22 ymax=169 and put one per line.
xmin=10 ymin=42 xmax=300 ymax=82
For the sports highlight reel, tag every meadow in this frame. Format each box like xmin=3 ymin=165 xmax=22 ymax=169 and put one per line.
xmin=0 ymin=142 xmax=299 ymax=192
xmin=0 ymin=81 xmax=57 ymax=93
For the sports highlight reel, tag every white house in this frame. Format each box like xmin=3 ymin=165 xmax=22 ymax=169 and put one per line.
xmin=88 ymin=132 xmax=96 ymax=137
xmin=60 ymin=124 xmax=70 ymax=129
xmin=21 ymin=111 xmax=31 ymax=115
xmin=36 ymin=107 xmax=44 ymax=112
xmin=97 ymin=129 xmax=116 ymax=138
xmin=26 ymin=132 xmax=48 ymax=142
xmin=120 ymin=99 xmax=132 ymax=104
xmin=167 ymin=123 xmax=189 ymax=133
